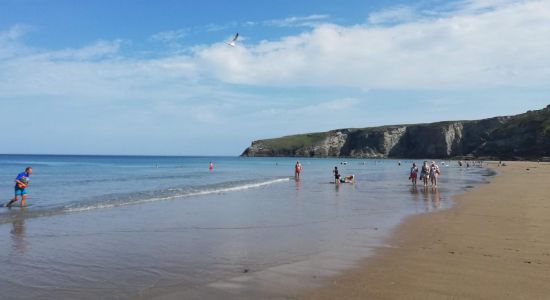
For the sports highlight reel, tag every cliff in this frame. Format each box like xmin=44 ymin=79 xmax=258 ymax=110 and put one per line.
xmin=241 ymin=105 xmax=550 ymax=160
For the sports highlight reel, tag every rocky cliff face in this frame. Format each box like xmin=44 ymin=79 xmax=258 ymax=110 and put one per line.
xmin=242 ymin=105 xmax=550 ymax=159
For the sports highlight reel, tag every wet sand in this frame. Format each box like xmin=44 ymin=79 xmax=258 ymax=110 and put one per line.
xmin=305 ymin=162 xmax=550 ymax=300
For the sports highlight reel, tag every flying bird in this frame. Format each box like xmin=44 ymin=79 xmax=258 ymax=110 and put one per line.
xmin=225 ymin=33 xmax=239 ymax=47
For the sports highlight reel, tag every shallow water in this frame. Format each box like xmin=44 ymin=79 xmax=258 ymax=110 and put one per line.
xmin=0 ymin=155 xmax=489 ymax=299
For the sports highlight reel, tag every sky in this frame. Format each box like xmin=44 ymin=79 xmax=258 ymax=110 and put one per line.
xmin=0 ymin=0 xmax=549 ymax=155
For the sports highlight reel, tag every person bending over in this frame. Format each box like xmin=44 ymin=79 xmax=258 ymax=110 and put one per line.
xmin=7 ymin=167 xmax=33 ymax=208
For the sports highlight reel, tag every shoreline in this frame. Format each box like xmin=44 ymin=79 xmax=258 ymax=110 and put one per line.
xmin=304 ymin=161 xmax=550 ymax=299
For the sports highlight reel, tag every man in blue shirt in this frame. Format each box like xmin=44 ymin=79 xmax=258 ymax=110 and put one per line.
xmin=6 ymin=167 xmax=33 ymax=208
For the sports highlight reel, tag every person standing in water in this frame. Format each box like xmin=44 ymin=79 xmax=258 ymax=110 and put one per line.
xmin=409 ymin=163 xmax=419 ymax=186
xmin=294 ymin=161 xmax=302 ymax=179
xmin=209 ymin=161 xmax=214 ymax=172
xmin=6 ymin=167 xmax=33 ymax=208
xmin=333 ymin=166 xmax=340 ymax=183
xmin=430 ymin=161 xmax=441 ymax=187
xmin=420 ymin=161 xmax=430 ymax=187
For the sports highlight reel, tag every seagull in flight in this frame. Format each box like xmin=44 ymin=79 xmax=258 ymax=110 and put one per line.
xmin=225 ymin=33 xmax=239 ymax=47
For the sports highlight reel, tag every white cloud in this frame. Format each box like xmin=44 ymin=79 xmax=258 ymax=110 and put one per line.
xmin=368 ymin=6 xmax=418 ymax=24
xmin=194 ymin=0 xmax=550 ymax=89
xmin=1 ymin=1 xmax=548 ymax=154
xmin=258 ymin=97 xmax=359 ymax=117
xmin=49 ymin=40 xmax=123 ymax=60
xmin=148 ymin=14 xmax=329 ymax=44
xmin=0 ymin=24 xmax=32 ymax=41
xmin=264 ymin=14 xmax=330 ymax=27
xmin=452 ymin=0 xmax=523 ymax=12
xmin=0 ymin=24 xmax=35 ymax=59
xmin=150 ymin=29 xmax=188 ymax=43
xmin=1 ymin=0 xmax=549 ymax=100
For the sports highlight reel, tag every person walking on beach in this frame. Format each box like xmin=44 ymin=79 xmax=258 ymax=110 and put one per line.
xmin=430 ymin=161 xmax=440 ymax=187
xmin=6 ymin=167 xmax=33 ymax=208
xmin=420 ymin=161 xmax=430 ymax=187
xmin=294 ymin=161 xmax=302 ymax=179
xmin=409 ymin=163 xmax=418 ymax=186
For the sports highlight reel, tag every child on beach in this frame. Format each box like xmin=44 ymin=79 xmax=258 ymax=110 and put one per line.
xmin=409 ymin=163 xmax=418 ymax=186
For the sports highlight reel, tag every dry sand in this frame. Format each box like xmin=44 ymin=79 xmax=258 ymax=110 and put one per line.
xmin=305 ymin=162 xmax=550 ymax=300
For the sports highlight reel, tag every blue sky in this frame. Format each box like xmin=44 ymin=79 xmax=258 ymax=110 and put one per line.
xmin=0 ymin=0 xmax=549 ymax=155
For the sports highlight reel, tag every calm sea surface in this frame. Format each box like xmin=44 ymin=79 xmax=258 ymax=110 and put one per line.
xmin=0 ymin=155 xmax=491 ymax=299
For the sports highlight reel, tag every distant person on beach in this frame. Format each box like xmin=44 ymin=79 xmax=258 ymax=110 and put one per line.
xmin=420 ymin=161 xmax=430 ymax=186
xmin=295 ymin=161 xmax=302 ymax=179
xmin=333 ymin=166 xmax=340 ymax=183
xmin=209 ymin=161 xmax=214 ymax=171
xmin=409 ymin=163 xmax=418 ymax=186
xmin=430 ymin=161 xmax=441 ymax=187
xmin=6 ymin=167 xmax=33 ymax=208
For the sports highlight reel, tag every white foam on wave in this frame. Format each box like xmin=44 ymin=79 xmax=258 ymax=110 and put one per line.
xmin=64 ymin=177 xmax=291 ymax=213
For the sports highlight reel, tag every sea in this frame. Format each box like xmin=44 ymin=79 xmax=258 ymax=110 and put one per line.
xmin=0 ymin=155 xmax=491 ymax=299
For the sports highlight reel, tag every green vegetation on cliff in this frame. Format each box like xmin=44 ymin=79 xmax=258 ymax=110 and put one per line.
xmin=242 ymin=105 xmax=550 ymax=159
xmin=259 ymin=132 xmax=328 ymax=152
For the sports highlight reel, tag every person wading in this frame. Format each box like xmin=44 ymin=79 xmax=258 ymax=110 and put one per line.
xmin=7 ymin=167 xmax=33 ymax=208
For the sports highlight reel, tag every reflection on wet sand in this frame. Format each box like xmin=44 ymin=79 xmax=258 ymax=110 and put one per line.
xmin=410 ymin=186 xmax=420 ymax=203
xmin=421 ymin=186 xmax=441 ymax=211
xmin=10 ymin=208 xmax=28 ymax=254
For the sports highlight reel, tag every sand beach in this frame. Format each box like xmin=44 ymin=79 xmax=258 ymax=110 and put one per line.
xmin=305 ymin=161 xmax=550 ymax=299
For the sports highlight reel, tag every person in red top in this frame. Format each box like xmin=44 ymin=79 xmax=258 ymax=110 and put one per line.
xmin=209 ymin=161 xmax=214 ymax=172
xmin=294 ymin=161 xmax=302 ymax=179
xmin=409 ymin=163 xmax=418 ymax=186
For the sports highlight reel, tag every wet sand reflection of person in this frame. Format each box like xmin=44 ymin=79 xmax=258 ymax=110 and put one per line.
xmin=421 ymin=186 xmax=441 ymax=211
xmin=335 ymin=182 xmax=341 ymax=192
xmin=410 ymin=185 xmax=419 ymax=199
xmin=10 ymin=208 xmax=28 ymax=254
xmin=422 ymin=186 xmax=430 ymax=211
xmin=409 ymin=185 xmax=421 ymax=212
xmin=295 ymin=177 xmax=301 ymax=191
xmin=430 ymin=187 xmax=441 ymax=209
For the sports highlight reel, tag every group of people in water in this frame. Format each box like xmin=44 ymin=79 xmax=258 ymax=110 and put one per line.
xmin=333 ymin=166 xmax=355 ymax=184
xmin=295 ymin=161 xmax=355 ymax=184
xmin=295 ymin=160 xmax=443 ymax=187
xmin=5 ymin=159 xmax=484 ymax=208
xmin=409 ymin=161 xmax=441 ymax=187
